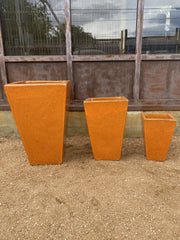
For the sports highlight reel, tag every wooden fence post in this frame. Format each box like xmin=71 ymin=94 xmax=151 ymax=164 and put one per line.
xmin=133 ymin=0 xmax=144 ymax=103
xmin=0 ymin=19 xmax=8 ymax=100
xmin=65 ymin=0 xmax=74 ymax=99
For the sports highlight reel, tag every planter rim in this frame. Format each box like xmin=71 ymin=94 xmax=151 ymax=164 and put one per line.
xmin=142 ymin=113 xmax=176 ymax=121
xmin=5 ymin=80 xmax=70 ymax=87
xmin=84 ymin=96 xmax=128 ymax=103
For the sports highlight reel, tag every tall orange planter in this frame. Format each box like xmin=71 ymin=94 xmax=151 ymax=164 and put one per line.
xmin=84 ymin=97 xmax=128 ymax=160
xmin=142 ymin=113 xmax=176 ymax=161
xmin=5 ymin=81 xmax=71 ymax=165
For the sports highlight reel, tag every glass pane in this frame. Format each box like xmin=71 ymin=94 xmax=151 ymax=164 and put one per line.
xmin=143 ymin=0 xmax=180 ymax=54
xmin=0 ymin=0 xmax=65 ymax=56
xmin=71 ymin=0 xmax=137 ymax=55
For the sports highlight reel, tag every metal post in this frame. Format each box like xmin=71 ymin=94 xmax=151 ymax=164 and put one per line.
xmin=133 ymin=0 xmax=144 ymax=103
xmin=0 ymin=19 xmax=8 ymax=100
xmin=65 ymin=0 xmax=74 ymax=99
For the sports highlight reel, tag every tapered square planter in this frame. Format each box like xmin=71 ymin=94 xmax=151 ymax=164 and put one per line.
xmin=142 ymin=113 xmax=177 ymax=162
xmin=84 ymin=97 xmax=128 ymax=160
xmin=5 ymin=80 xmax=71 ymax=165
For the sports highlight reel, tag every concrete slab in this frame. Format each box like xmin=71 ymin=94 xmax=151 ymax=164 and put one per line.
xmin=0 ymin=111 xmax=179 ymax=138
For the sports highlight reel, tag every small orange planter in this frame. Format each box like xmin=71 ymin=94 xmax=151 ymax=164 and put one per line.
xmin=84 ymin=97 xmax=128 ymax=160
xmin=142 ymin=113 xmax=176 ymax=161
xmin=5 ymin=80 xmax=71 ymax=165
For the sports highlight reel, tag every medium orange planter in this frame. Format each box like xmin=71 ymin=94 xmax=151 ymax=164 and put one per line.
xmin=142 ymin=113 xmax=177 ymax=161
xmin=5 ymin=80 xmax=71 ymax=165
xmin=84 ymin=97 xmax=128 ymax=160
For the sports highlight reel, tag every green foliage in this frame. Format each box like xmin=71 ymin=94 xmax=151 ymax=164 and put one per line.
xmin=0 ymin=0 xmax=94 ymax=55
xmin=0 ymin=0 xmax=54 ymax=54
xmin=71 ymin=25 xmax=94 ymax=51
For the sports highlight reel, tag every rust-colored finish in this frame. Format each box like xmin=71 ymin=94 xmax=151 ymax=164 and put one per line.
xmin=72 ymin=55 xmax=136 ymax=61
xmin=142 ymin=54 xmax=180 ymax=61
xmin=4 ymin=54 xmax=180 ymax=63
xmin=6 ymin=63 xmax=67 ymax=82
xmin=5 ymin=56 xmax=67 ymax=62
xmin=4 ymin=80 xmax=71 ymax=165
xmin=84 ymin=97 xmax=128 ymax=160
xmin=140 ymin=61 xmax=180 ymax=100
xmin=74 ymin=62 xmax=134 ymax=100
xmin=142 ymin=113 xmax=176 ymax=161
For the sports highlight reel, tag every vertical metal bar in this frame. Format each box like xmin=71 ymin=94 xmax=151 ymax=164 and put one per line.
xmin=0 ymin=19 xmax=8 ymax=100
xmin=65 ymin=0 xmax=74 ymax=99
xmin=15 ymin=0 xmax=25 ymax=55
xmin=133 ymin=0 xmax=144 ymax=103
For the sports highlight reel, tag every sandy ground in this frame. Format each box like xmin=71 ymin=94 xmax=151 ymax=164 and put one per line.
xmin=0 ymin=136 xmax=180 ymax=240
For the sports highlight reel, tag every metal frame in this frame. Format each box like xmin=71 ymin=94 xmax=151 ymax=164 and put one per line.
xmin=65 ymin=0 xmax=74 ymax=98
xmin=4 ymin=56 xmax=67 ymax=62
xmin=134 ymin=0 xmax=144 ymax=103
xmin=0 ymin=19 xmax=7 ymax=100
xmin=0 ymin=0 xmax=180 ymax=111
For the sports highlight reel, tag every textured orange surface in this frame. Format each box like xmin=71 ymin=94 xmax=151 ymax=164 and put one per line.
xmin=84 ymin=97 xmax=128 ymax=160
xmin=142 ymin=113 xmax=177 ymax=161
xmin=5 ymin=81 xmax=71 ymax=165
